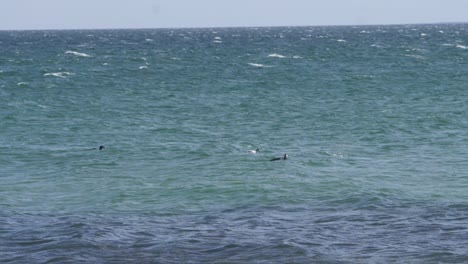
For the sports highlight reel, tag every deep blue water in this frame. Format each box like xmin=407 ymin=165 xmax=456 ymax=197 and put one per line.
xmin=1 ymin=24 xmax=467 ymax=263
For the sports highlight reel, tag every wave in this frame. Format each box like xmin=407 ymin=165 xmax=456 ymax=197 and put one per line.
xmin=248 ymin=63 xmax=270 ymax=68
xmin=337 ymin=39 xmax=347 ymax=43
xmin=44 ymin=72 xmax=73 ymax=78
xmin=65 ymin=51 xmax=91 ymax=57
xmin=268 ymin=54 xmax=286 ymax=58
xmin=456 ymin=44 xmax=468 ymax=50
xmin=405 ymin=54 xmax=426 ymax=60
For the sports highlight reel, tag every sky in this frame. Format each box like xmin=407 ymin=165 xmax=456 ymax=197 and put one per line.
xmin=1 ymin=0 xmax=468 ymax=30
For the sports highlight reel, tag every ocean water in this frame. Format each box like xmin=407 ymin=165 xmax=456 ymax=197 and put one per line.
xmin=0 ymin=24 xmax=467 ymax=263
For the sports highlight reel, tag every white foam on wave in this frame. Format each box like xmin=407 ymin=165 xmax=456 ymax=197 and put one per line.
xmin=139 ymin=66 xmax=148 ymax=69
xmin=268 ymin=54 xmax=286 ymax=58
xmin=213 ymin=36 xmax=222 ymax=43
xmin=405 ymin=54 xmax=426 ymax=60
xmin=44 ymin=72 xmax=73 ymax=78
xmin=65 ymin=51 xmax=91 ymax=57
xmin=337 ymin=39 xmax=347 ymax=43
xmin=292 ymin=55 xmax=302 ymax=59
xmin=456 ymin=44 xmax=468 ymax=49
xmin=248 ymin=63 xmax=270 ymax=68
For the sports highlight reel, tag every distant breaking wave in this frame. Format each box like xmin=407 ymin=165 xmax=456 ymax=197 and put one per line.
xmin=65 ymin=51 xmax=91 ymax=57
xmin=456 ymin=44 xmax=468 ymax=50
xmin=44 ymin=72 xmax=73 ymax=78
xmin=268 ymin=54 xmax=286 ymax=58
xmin=248 ymin=63 xmax=271 ymax=68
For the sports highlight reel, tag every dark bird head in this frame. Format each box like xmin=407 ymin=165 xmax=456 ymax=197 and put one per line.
xmin=99 ymin=145 xmax=105 ymax=150
xmin=283 ymin=154 xmax=288 ymax=159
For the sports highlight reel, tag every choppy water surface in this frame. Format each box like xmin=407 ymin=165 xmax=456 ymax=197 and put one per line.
xmin=1 ymin=24 xmax=467 ymax=263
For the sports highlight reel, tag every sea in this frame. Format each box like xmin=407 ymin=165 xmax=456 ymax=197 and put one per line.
xmin=0 ymin=24 xmax=467 ymax=263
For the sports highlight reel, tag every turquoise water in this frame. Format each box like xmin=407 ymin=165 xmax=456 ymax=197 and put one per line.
xmin=1 ymin=25 xmax=467 ymax=263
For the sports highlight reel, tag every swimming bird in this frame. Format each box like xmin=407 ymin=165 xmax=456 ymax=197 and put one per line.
xmin=270 ymin=153 xmax=288 ymax=161
xmin=90 ymin=145 xmax=105 ymax=150
xmin=248 ymin=149 xmax=260 ymax=153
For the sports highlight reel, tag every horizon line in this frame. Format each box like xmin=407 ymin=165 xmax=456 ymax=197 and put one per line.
xmin=1 ymin=21 xmax=467 ymax=32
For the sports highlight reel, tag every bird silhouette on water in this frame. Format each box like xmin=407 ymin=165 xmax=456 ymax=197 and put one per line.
xmin=270 ymin=153 xmax=288 ymax=161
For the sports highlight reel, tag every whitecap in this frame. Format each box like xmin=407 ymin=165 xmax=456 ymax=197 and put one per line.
xmin=405 ymin=54 xmax=426 ymax=60
xmin=420 ymin=33 xmax=427 ymax=36
xmin=17 ymin=82 xmax=28 ymax=86
xmin=139 ymin=66 xmax=148 ymax=69
xmin=248 ymin=63 xmax=269 ymax=68
xmin=213 ymin=40 xmax=223 ymax=43
xmin=268 ymin=54 xmax=286 ymax=58
xmin=456 ymin=44 xmax=468 ymax=50
xmin=214 ymin=36 xmax=222 ymax=40
xmin=337 ymin=39 xmax=346 ymax=42
xmin=292 ymin=55 xmax=302 ymax=59
xmin=65 ymin=51 xmax=91 ymax=57
xmin=44 ymin=72 xmax=73 ymax=78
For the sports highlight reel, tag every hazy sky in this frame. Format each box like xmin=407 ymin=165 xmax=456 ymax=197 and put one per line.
xmin=1 ymin=0 xmax=468 ymax=30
